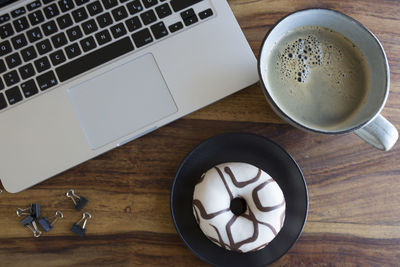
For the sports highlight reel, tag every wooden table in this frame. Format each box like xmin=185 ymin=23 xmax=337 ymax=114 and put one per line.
xmin=1 ymin=0 xmax=399 ymax=266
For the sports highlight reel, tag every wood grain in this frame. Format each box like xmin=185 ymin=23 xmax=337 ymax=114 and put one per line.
xmin=1 ymin=1 xmax=400 ymax=266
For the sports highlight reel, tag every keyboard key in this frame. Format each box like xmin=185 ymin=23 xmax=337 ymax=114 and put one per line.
xmin=5 ymin=86 xmax=23 ymax=105
xmin=28 ymin=10 xmax=45 ymax=25
xmin=5 ymin=52 xmax=22 ymax=69
xmin=125 ymin=16 xmax=141 ymax=32
xmin=155 ymin=3 xmax=172 ymax=19
xmin=11 ymin=7 xmax=26 ymax=18
xmin=26 ymin=27 xmax=43 ymax=42
xmin=21 ymin=79 xmax=38 ymax=97
xmin=183 ymin=15 xmax=198 ymax=26
xmin=97 ymin=13 xmax=113 ymax=28
xmin=43 ymin=3 xmax=60 ymax=19
xmin=43 ymin=0 xmax=56 ymax=4
xmin=19 ymin=63 xmax=36 ymax=79
xmin=111 ymin=6 xmax=128 ymax=21
xmin=0 ymin=78 xmax=3 ymax=90
xmin=42 ymin=20 xmax=58 ymax=36
xmin=0 ymin=23 xmax=14 ymax=38
xmin=81 ymin=19 xmax=98 ymax=35
xmin=56 ymin=36 xmax=134 ymax=82
xmin=36 ymin=39 xmax=53 ymax=55
xmin=0 ymin=40 xmax=12 ymax=56
xmin=87 ymin=1 xmax=103 ymax=16
xmin=168 ymin=21 xmax=183 ymax=33
xmin=0 ymin=59 xmax=6 ymax=73
xmin=0 ymin=93 xmax=7 ymax=110
xmin=36 ymin=70 xmax=57 ymax=91
xmin=27 ymin=1 xmax=42 ymax=11
xmin=75 ymin=0 xmax=90 ymax=5
xmin=58 ymin=0 xmax=75 ymax=12
xmin=13 ymin=17 xmax=30 ymax=32
xmin=126 ymin=0 xmax=143 ymax=15
xmin=51 ymin=32 xmax=68 ymax=48
xmin=34 ymin=56 xmax=51 ymax=72
xmin=11 ymin=34 xmax=27 ymax=49
xmin=4 ymin=70 xmax=20 ymax=86
xmin=95 ymin=29 xmax=112 ymax=45
xmin=150 ymin=22 xmax=168 ymax=39
xmin=72 ymin=7 xmax=88 ymax=23
xmin=0 ymin=14 xmax=10 ymax=24
xmin=64 ymin=43 xmax=81 ymax=59
xmin=199 ymin=8 xmax=213 ymax=19
xmin=21 ymin=46 xmax=38 ymax=62
xmin=170 ymin=0 xmax=203 ymax=12
xmin=141 ymin=0 xmax=157 ymax=8
xmin=181 ymin=8 xmax=195 ymax=20
xmin=66 ymin=26 xmax=83 ymax=41
xmin=49 ymin=49 xmax=66 ymax=65
xmin=140 ymin=10 xmax=156 ymax=25
xmin=102 ymin=0 xmax=118 ymax=9
xmin=80 ymin=36 xmax=97 ymax=52
xmin=110 ymin=23 xmax=127 ymax=38
xmin=57 ymin=13 xmax=73 ymax=29
xmin=132 ymin=28 xmax=152 ymax=48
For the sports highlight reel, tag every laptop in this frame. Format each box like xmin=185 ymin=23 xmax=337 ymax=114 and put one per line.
xmin=0 ymin=0 xmax=258 ymax=193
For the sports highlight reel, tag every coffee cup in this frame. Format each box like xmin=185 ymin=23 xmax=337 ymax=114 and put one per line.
xmin=258 ymin=9 xmax=398 ymax=151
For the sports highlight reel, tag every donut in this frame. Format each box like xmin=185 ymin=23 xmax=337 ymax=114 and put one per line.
xmin=192 ymin=162 xmax=286 ymax=253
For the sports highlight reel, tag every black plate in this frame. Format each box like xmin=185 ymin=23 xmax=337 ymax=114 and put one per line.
xmin=170 ymin=132 xmax=308 ymax=267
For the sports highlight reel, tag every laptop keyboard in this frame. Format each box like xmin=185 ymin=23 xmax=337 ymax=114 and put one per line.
xmin=0 ymin=0 xmax=214 ymax=111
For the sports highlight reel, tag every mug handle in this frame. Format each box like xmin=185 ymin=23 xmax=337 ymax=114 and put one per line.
xmin=354 ymin=115 xmax=398 ymax=151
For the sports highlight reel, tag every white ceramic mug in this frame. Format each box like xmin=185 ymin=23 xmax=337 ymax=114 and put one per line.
xmin=258 ymin=9 xmax=398 ymax=151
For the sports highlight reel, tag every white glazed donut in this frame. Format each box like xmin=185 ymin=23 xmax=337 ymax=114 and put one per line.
xmin=193 ymin=162 xmax=286 ymax=253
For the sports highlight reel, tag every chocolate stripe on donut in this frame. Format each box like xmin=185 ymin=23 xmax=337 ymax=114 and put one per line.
xmin=226 ymin=208 xmax=259 ymax=251
xmin=224 ymin=167 xmax=261 ymax=188
xmin=254 ymin=219 xmax=277 ymax=236
xmin=193 ymin=199 xmax=230 ymax=219
xmin=196 ymin=173 xmax=206 ymax=185
xmin=209 ymin=224 xmax=228 ymax=250
xmin=252 ymin=180 xmax=286 ymax=212
xmin=215 ymin=167 xmax=234 ymax=200
xmin=193 ymin=206 xmax=200 ymax=225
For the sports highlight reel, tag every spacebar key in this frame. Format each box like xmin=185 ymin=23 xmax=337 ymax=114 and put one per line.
xmin=170 ymin=0 xmax=203 ymax=12
xmin=56 ymin=37 xmax=134 ymax=82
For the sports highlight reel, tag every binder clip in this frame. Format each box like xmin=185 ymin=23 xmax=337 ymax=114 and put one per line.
xmin=71 ymin=212 xmax=91 ymax=237
xmin=27 ymin=221 xmax=42 ymax=238
xmin=19 ymin=215 xmax=35 ymax=227
xmin=16 ymin=209 xmax=42 ymax=238
xmin=16 ymin=203 xmax=40 ymax=219
xmin=66 ymin=189 xmax=88 ymax=211
xmin=38 ymin=210 xmax=64 ymax=232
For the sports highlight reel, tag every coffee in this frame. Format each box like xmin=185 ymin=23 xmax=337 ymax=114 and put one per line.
xmin=265 ymin=26 xmax=370 ymax=130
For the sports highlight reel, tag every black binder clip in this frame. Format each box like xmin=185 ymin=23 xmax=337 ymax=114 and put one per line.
xmin=16 ymin=203 xmax=40 ymax=219
xmin=19 ymin=215 xmax=35 ymax=226
xmin=38 ymin=210 xmax=64 ymax=232
xmin=16 ymin=208 xmax=42 ymax=238
xmin=71 ymin=212 xmax=92 ymax=237
xmin=66 ymin=189 xmax=88 ymax=211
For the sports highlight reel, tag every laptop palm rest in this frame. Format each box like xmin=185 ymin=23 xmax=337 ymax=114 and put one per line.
xmin=67 ymin=53 xmax=177 ymax=150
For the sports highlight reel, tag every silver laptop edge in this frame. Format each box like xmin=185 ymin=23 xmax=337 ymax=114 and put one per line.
xmin=0 ymin=0 xmax=258 ymax=193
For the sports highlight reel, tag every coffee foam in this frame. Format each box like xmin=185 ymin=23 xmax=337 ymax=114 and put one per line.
xmin=266 ymin=26 xmax=370 ymax=131
xmin=276 ymin=30 xmax=348 ymax=85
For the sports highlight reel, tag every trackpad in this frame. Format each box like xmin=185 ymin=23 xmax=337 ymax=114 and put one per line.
xmin=68 ymin=53 xmax=177 ymax=150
